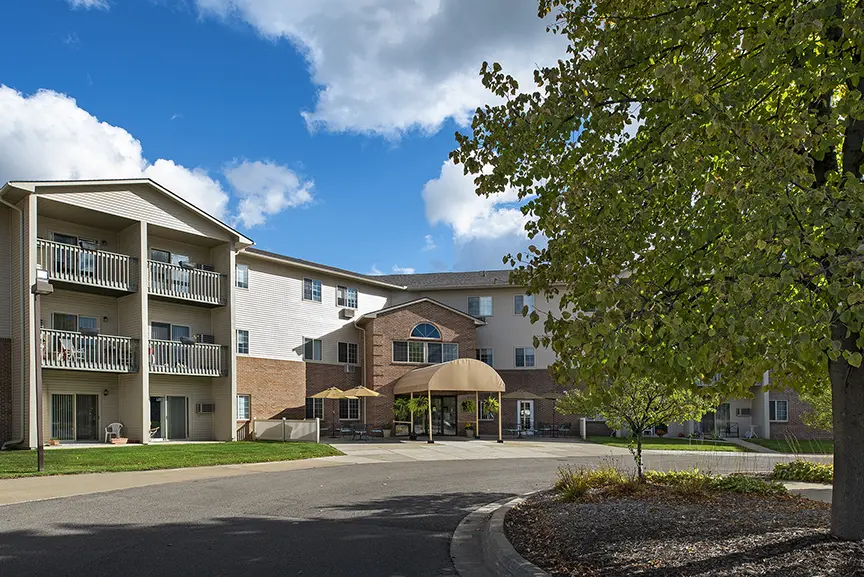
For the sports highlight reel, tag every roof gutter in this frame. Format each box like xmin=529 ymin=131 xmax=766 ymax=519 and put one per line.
xmin=0 ymin=188 xmax=25 ymax=450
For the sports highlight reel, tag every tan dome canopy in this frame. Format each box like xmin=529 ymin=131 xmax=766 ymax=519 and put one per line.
xmin=393 ymin=358 xmax=506 ymax=395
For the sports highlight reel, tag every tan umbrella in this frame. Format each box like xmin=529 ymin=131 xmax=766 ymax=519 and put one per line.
xmin=343 ymin=386 xmax=382 ymax=425
xmin=543 ymin=392 xmax=565 ymax=428
xmin=502 ymin=390 xmax=545 ymax=400
xmin=310 ymin=387 xmax=357 ymax=433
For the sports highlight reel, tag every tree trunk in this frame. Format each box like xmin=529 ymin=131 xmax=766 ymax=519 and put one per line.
xmin=829 ymin=323 xmax=864 ymax=539
xmin=635 ymin=433 xmax=645 ymax=483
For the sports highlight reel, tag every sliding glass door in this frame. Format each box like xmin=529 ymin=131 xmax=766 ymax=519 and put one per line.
xmin=50 ymin=393 xmax=99 ymax=441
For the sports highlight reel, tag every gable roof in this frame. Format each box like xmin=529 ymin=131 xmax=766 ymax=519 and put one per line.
xmin=373 ymin=270 xmax=514 ymax=290
xmin=242 ymin=247 xmax=407 ymax=290
xmin=2 ymin=178 xmax=254 ymax=246
xmin=357 ymin=297 xmax=487 ymax=325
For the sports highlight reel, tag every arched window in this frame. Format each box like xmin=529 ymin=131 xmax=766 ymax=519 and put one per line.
xmin=410 ymin=323 xmax=441 ymax=340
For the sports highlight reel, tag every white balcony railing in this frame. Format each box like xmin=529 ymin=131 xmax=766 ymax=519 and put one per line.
xmin=36 ymin=239 xmax=138 ymax=292
xmin=148 ymin=261 xmax=226 ymax=306
xmin=148 ymin=339 xmax=228 ymax=377
xmin=41 ymin=329 xmax=139 ymax=373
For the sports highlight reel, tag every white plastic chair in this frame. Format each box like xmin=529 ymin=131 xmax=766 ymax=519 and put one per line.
xmin=105 ymin=422 xmax=123 ymax=443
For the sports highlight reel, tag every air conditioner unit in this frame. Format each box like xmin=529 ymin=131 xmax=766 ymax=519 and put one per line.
xmin=179 ymin=336 xmax=197 ymax=345
xmin=197 ymin=263 xmax=215 ymax=272
xmin=736 ymin=407 xmax=752 ymax=417
xmin=344 ymin=364 xmax=356 ymax=374
xmin=195 ymin=334 xmax=215 ymax=344
xmin=339 ymin=308 xmax=355 ymax=319
xmin=180 ymin=261 xmax=197 ymax=270
xmin=80 ymin=327 xmax=100 ymax=337
xmin=196 ymin=403 xmax=215 ymax=414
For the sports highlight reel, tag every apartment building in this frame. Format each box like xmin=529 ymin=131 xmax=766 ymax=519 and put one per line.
xmin=0 ymin=179 xmax=824 ymax=447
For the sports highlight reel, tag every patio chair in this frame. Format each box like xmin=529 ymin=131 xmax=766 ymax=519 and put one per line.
xmin=370 ymin=424 xmax=384 ymax=438
xmin=104 ymin=422 xmax=123 ymax=443
xmin=339 ymin=424 xmax=354 ymax=439
xmin=352 ymin=424 xmax=369 ymax=441
xmin=557 ymin=423 xmax=571 ymax=437
xmin=149 ymin=426 xmax=160 ymax=440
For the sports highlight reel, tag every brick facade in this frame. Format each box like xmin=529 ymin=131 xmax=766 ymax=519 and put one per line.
xmin=0 ymin=338 xmax=11 ymax=443
xmin=236 ymin=356 xmax=306 ymax=422
xmin=769 ymin=388 xmax=832 ymax=440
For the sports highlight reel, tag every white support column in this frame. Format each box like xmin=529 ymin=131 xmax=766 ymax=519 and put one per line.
xmin=427 ymin=388 xmax=434 ymax=444
xmin=497 ymin=391 xmax=503 ymax=443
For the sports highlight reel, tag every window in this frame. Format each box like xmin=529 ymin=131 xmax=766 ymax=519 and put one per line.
xmin=304 ymin=338 xmax=323 ymax=361
xmin=393 ymin=341 xmax=458 ymax=363
xmin=468 ymin=296 xmax=493 ymax=317
xmin=338 ymin=342 xmax=359 ymax=364
xmin=769 ymin=400 xmax=789 ymax=422
xmin=305 ymin=398 xmax=324 ymax=420
xmin=339 ymin=398 xmax=360 ymax=420
xmin=410 ymin=323 xmax=441 ymax=339
xmin=237 ymin=395 xmax=251 ymax=420
xmin=303 ymin=278 xmax=322 ymax=302
xmin=514 ymin=294 xmax=535 ymax=315
xmin=476 ymin=348 xmax=494 ymax=367
xmin=149 ymin=248 xmax=171 ymax=263
xmin=337 ymin=285 xmax=358 ymax=309
xmin=236 ymin=264 xmax=249 ymax=289
xmin=515 ymin=347 xmax=535 ymax=368
xmin=52 ymin=313 xmax=79 ymax=332
xmin=237 ymin=330 xmax=249 ymax=354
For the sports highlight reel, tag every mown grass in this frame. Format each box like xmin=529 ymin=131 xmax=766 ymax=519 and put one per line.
xmin=0 ymin=442 xmax=342 ymax=479
xmin=585 ymin=435 xmax=748 ymax=452
xmin=748 ymin=439 xmax=834 ymax=454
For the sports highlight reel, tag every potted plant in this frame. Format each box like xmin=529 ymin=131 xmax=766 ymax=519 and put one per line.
xmin=406 ymin=396 xmax=429 ymax=440
xmin=460 ymin=399 xmax=476 ymax=414
xmin=110 ymin=437 xmax=128 ymax=445
xmin=382 ymin=423 xmax=392 ymax=438
xmin=48 ymin=438 xmax=59 ymax=446
xmin=465 ymin=422 xmax=475 ymax=438
xmin=482 ymin=395 xmax=500 ymax=418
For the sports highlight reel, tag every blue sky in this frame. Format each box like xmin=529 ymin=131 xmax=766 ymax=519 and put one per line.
xmin=0 ymin=0 xmax=563 ymax=273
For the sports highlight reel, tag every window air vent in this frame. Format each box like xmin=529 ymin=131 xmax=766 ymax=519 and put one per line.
xmin=196 ymin=403 xmax=215 ymax=414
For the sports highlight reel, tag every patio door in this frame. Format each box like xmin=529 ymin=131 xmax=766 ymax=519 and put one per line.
xmin=166 ymin=396 xmax=188 ymax=440
xmin=50 ymin=393 xmax=99 ymax=441
xmin=518 ymin=400 xmax=534 ymax=431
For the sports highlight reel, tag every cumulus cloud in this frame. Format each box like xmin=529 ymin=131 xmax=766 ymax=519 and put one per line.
xmin=0 ymin=86 xmax=304 ymax=228
xmin=422 ymin=235 xmax=436 ymax=252
xmin=368 ymin=264 xmax=383 ymax=276
xmin=196 ymin=0 xmax=567 ymax=136
xmin=67 ymin=0 xmax=109 ymax=9
xmin=391 ymin=265 xmax=416 ymax=275
xmin=224 ymin=160 xmax=313 ymax=228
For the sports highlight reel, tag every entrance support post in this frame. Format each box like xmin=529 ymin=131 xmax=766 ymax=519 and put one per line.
xmin=410 ymin=392 xmax=414 ymax=435
xmin=497 ymin=391 xmax=503 ymax=443
xmin=475 ymin=391 xmax=479 ymax=440
xmin=427 ymin=388 xmax=434 ymax=444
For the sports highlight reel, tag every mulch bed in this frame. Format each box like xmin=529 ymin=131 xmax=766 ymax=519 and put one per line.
xmin=505 ymin=487 xmax=864 ymax=576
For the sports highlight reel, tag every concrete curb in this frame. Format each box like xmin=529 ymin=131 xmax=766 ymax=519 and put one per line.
xmin=451 ymin=493 xmax=549 ymax=577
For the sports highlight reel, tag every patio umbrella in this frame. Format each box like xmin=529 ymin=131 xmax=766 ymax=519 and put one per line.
xmin=543 ymin=392 xmax=565 ymax=427
xmin=310 ymin=387 xmax=357 ymax=431
xmin=502 ymin=390 xmax=545 ymax=431
xmin=342 ymin=385 xmax=382 ymax=425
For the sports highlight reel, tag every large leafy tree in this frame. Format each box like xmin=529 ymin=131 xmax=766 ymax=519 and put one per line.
xmin=452 ymin=0 xmax=864 ymax=538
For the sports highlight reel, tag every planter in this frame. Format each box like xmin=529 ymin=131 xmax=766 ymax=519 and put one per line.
xmin=48 ymin=439 xmax=60 ymax=446
xmin=110 ymin=437 xmax=128 ymax=445
xmin=383 ymin=429 xmax=392 ymax=438
xmin=465 ymin=429 xmax=475 ymax=438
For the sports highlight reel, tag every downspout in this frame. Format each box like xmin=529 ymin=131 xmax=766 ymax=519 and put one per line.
xmin=0 ymin=192 xmax=25 ymax=450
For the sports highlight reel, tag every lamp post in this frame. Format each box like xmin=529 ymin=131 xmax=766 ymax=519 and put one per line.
xmin=32 ymin=268 xmax=53 ymax=472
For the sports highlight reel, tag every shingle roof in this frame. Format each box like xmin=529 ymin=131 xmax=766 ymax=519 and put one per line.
xmin=243 ymin=248 xmax=407 ymax=289
xmin=374 ymin=270 xmax=514 ymax=290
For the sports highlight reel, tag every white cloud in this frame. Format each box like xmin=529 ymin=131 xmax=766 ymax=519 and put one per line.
xmin=368 ymin=264 xmax=383 ymax=275
xmin=0 ymin=86 xmax=304 ymax=228
xmin=67 ymin=0 xmax=109 ymax=9
xmin=391 ymin=265 xmax=415 ymax=275
xmin=196 ymin=0 xmax=567 ymax=136
xmin=422 ymin=234 xmax=436 ymax=252
xmin=224 ymin=160 xmax=313 ymax=228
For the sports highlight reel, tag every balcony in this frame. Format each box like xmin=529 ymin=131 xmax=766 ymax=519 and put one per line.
xmin=36 ymin=239 xmax=138 ymax=295
xmin=41 ymin=329 xmax=139 ymax=373
xmin=148 ymin=339 xmax=228 ymax=377
xmin=148 ymin=261 xmax=227 ymax=307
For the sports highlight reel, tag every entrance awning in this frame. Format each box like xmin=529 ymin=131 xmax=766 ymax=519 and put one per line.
xmin=393 ymin=358 xmax=506 ymax=395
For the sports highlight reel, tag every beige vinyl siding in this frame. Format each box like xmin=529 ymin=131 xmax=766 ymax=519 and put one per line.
xmin=37 ymin=216 xmax=120 ymax=253
xmin=149 ymin=376 xmax=215 ymax=440
xmin=40 ymin=289 xmax=120 ymax=335
xmin=42 ymin=371 xmax=120 ymax=441
xmin=234 ymin=256 xmax=391 ymax=362
xmin=0 ymin=205 xmax=11 ymax=338
xmin=118 ymin=373 xmax=145 ymax=442
xmin=209 ymin=243 xmax=236 ymax=440
xmin=22 ymin=196 xmax=36 ymax=445
xmin=35 ymin=183 xmax=231 ymax=241
xmin=147 ymin=236 xmax=214 ymax=269
xmin=148 ymin=300 xmax=212 ymax=339
xmin=392 ymin=288 xmax=560 ymax=370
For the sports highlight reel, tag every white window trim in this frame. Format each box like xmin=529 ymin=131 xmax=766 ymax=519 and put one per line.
xmin=236 ymin=264 xmax=249 ymax=289
xmin=769 ymin=399 xmax=789 ymax=423
xmin=339 ymin=398 xmax=361 ymax=421
xmin=392 ymin=341 xmax=458 ymax=364
xmin=302 ymin=278 xmax=323 ymax=303
xmin=306 ymin=397 xmax=324 ymax=420
xmin=237 ymin=329 xmax=250 ymax=355
xmin=338 ymin=341 xmax=360 ymax=365
xmin=236 ymin=394 xmax=251 ymax=420
xmin=51 ymin=312 xmax=99 ymax=332
xmin=409 ymin=323 xmax=442 ymax=340
xmin=468 ymin=296 xmax=493 ymax=317
xmin=336 ymin=285 xmax=359 ymax=309
xmin=514 ymin=347 xmax=536 ymax=369
xmin=303 ymin=337 xmax=323 ymax=362
xmin=149 ymin=321 xmax=191 ymax=341
xmin=514 ymin=294 xmax=535 ymax=315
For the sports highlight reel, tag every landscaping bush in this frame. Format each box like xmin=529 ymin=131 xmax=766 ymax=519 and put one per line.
xmin=773 ymin=460 xmax=834 ymax=483
xmin=646 ymin=469 xmax=787 ymax=495
xmin=554 ymin=465 xmax=634 ymax=502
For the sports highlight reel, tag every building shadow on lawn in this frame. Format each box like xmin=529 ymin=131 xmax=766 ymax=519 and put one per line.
xmin=0 ymin=491 xmax=514 ymax=577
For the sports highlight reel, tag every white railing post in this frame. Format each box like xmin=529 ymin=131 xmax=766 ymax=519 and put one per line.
xmin=40 ymin=329 xmax=137 ymax=373
xmin=36 ymin=239 xmax=134 ymax=292
xmin=147 ymin=260 xmax=226 ymax=305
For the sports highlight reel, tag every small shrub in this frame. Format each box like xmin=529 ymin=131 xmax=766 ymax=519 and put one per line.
xmin=555 ymin=465 xmax=634 ymax=502
xmin=773 ymin=460 xmax=834 ymax=483
xmin=647 ymin=469 xmax=787 ymax=495
xmin=645 ymin=469 xmax=710 ymax=495
xmin=710 ymin=474 xmax=786 ymax=495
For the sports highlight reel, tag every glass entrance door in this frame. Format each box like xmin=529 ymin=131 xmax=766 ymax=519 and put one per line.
xmin=430 ymin=396 xmax=458 ymax=436
xmin=75 ymin=394 xmax=99 ymax=440
xmin=518 ymin=400 xmax=534 ymax=432
xmin=166 ymin=396 xmax=188 ymax=440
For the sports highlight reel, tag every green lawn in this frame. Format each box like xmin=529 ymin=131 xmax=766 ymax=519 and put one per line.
xmin=0 ymin=442 xmax=342 ymax=479
xmin=747 ymin=439 xmax=834 ymax=454
xmin=586 ymin=436 xmax=749 ymax=452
